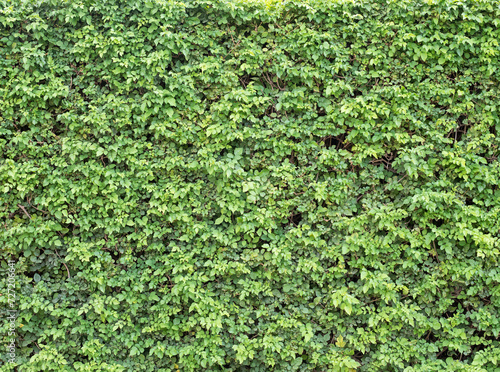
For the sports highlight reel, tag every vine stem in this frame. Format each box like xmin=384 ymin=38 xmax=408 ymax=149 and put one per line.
xmin=55 ymin=249 xmax=71 ymax=279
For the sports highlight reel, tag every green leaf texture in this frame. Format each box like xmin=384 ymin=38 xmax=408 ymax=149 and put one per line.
xmin=1 ymin=0 xmax=500 ymax=371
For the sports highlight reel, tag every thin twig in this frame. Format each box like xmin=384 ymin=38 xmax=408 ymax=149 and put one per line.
xmin=27 ymin=202 xmax=49 ymax=214
xmin=55 ymin=249 xmax=71 ymax=279
xmin=17 ymin=204 xmax=31 ymax=219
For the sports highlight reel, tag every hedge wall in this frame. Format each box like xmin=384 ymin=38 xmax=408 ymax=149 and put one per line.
xmin=1 ymin=0 xmax=500 ymax=371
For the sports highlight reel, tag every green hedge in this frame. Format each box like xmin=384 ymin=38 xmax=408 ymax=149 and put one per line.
xmin=1 ymin=0 xmax=500 ymax=370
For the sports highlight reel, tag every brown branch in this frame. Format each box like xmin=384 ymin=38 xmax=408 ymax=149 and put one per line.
xmin=17 ymin=204 xmax=31 ymax=219
xmin=27 ymin=202 xmax=49 ymax=215
xmin=55 ymin=249 xmax=71 ymax=279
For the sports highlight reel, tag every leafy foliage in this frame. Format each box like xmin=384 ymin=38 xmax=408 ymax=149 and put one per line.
xmin=1 ymin=0 xmax=500 ymax=370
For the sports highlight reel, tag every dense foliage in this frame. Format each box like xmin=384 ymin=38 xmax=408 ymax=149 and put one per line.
xmin=1 ymin=0 xmax=500 ymax=370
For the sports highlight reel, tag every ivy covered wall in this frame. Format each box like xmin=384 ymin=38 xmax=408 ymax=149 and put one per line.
xmin=1 ymin=0 xmax=500 ymax=370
